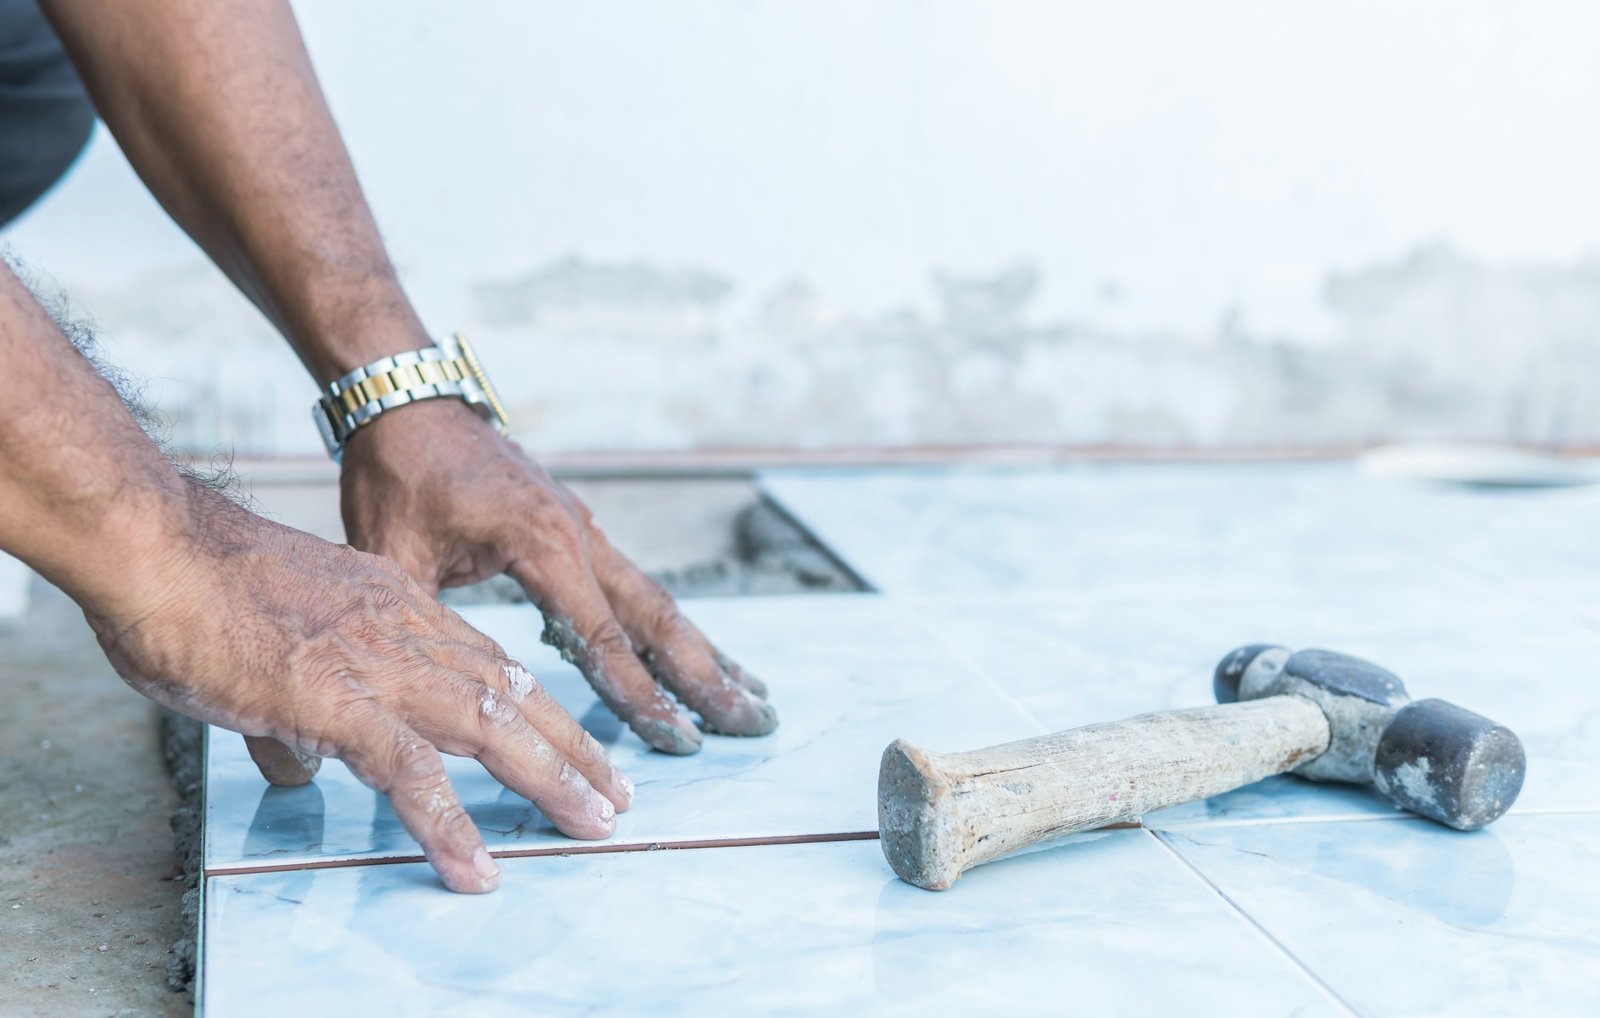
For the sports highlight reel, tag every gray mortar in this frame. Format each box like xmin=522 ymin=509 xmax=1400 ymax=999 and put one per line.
xmin=158 ymin=711 xmax=205 ymax=998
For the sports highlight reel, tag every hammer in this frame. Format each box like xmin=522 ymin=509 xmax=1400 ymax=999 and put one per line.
xmin=878 ymin=645 xmax=1526 ymax=890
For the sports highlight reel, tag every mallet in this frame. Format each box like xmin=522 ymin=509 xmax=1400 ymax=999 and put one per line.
xmin=878 ymin=645 xmax=1526 ymax=890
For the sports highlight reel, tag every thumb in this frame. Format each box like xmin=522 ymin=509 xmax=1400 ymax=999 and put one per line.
xmin=245 ymin=735 xmax=322 ymax=786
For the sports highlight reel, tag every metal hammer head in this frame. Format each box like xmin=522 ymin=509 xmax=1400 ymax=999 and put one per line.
xmin=1213 ymin=645 xmax=1525 ymax=830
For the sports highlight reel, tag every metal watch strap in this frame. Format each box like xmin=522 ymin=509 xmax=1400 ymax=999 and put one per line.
xmin=312 ymin=332 xmax=509 ymax=462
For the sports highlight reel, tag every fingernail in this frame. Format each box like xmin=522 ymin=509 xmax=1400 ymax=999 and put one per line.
xmin=705 ymin=689 xmax=780 ymax=737
xmin=614 ymin=769 xmax=635 ymax=806
xmin=473 ymin=847 xmax=501 ymax=889
xmin=597 ymin=795 xmax=615 ymax=823
xmin=637 ymin=716 xmax=702 ymax=755
xmin=744 ymin=689 xmax=779 ymax=728
xmin=736 ymin=671 xmax=770 ymax=698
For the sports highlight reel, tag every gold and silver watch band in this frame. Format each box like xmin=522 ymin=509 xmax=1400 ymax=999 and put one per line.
xmin=312 ymin=332 xmax=509 ymax=462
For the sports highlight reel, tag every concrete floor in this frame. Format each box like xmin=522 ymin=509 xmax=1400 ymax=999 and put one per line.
xmin=0 ymin=580 xmax=188 ymax=1018
xmin=0 ymin=467 xmax=823 ymax=1015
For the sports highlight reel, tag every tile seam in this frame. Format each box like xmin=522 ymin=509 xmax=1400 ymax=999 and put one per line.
xmin=1146 ymin=828 xmax=1363 ymax=1018
xmin=204 ymin=830 xmax=881 ymax=879
xmin=891 ymin=602 xmax=1054 ymax=736
xmin=1151 ymin=805 xmax=1599 ymax=832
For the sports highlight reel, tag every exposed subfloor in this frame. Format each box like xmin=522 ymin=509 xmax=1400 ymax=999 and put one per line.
xmin=0 ymin=580 xmax=189 ymax=1018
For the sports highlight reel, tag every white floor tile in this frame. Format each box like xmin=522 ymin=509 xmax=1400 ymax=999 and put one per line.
xmin=203 ymin=595 xmax=1038 ymax=870
xmin=761 ymin=463 xmax=1471 ymax=600
xmin=901 ymin=589 xmax=1600 ymax=824
xmin=1160 ymin=813 xmax=1600 ymax=1016
xmin=202 ymin=834 xmax=1340 ymax=1017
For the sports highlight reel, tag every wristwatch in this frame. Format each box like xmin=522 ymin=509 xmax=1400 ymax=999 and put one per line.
xmin=312 ymin=332 xmax=509 ymax=462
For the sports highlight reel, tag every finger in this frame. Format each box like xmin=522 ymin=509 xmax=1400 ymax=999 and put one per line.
xmin=244 ymin=735 xmax=322 ymax=786
xmin=402 ymin=669 xmax=618 ymax=839
xmin=715 ymin=649 xmax=769 ymax=698
xmin=510 ymin=558 xmax=703 ymax=755
xmin=592 ymin=545 xmax=777 ymax=736
xmin=424 ymin=598 xmax=515 ymax=660
xmin=338 ymin=712 xmax=499 ymax=894
xmin=424 ymin=637 xmax=634 ymax=812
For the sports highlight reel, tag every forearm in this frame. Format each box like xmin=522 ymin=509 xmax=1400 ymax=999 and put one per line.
xmin=39 ymin=0 xmax=428 ymax=386
xmin=0 ymin=264 xmax=196 ymax=618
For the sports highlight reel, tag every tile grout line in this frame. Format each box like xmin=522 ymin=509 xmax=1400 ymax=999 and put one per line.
xmin=1399 ymin=534 xmax=1600 ymax=637
xmin=891 ymin=601 xmax=1055 ymax=737
xmin=1145 ymin=828 xmax=1363 ymax=1018
xmin=204 ymin=830 xmax=882 ymax=879
xmin=1152 ymin=805 xmax=1600 ymax=832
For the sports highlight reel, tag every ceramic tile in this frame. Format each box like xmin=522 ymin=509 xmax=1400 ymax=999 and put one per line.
xmin=902 ymin=588 xmax=1600 ymax=825
xmin=761 ymin=463 xmax=1476 ymax=600
xmin=1387 ymin=480 xmax=1600 ymax=622
xmin=202 ymin=833 xmax=1340 ymax=1017
xmin=203 ymin=595 xmax=1038 ymax=871
xmin=1160 ymin=814 xmax=1600 ymax=1016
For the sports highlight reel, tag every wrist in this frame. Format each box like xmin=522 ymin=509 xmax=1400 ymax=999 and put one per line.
xmin=340 ymin=394 xmax=495 ymax=464
xmin=25 ymin=467 xmax=209 ymax=625
xmin=286 ymin=274 xmax=434 ymax=388
xmin=316 ymin=334 xmax=509 ymax=462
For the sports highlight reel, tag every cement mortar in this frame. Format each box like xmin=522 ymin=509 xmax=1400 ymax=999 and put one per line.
xmin=441 ymin=499 xmax=862 ymax=605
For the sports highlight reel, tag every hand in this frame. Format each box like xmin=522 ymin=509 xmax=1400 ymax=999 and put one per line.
xmin=86 ymin=481 xmax=633 ymax=893
xmin=337 ymin=399 xmax=778 ymax=754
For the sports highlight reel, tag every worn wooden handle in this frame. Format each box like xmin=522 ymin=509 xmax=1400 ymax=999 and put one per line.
xmin=878 ymin=695 xmax=1331 ymax=890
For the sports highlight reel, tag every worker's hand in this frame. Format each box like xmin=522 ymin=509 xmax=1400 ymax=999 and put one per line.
xmin=84 ymin=482 xmax=633 ymax=894
xmin=337 ymin=399 xmax=777 ymax=755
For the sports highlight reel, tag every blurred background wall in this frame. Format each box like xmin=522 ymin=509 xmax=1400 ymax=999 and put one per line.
xmin=5 ymin=0 xmax=1600 ymax=457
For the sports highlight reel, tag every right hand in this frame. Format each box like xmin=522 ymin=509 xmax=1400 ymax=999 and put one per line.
xmin=85 ymin=482 xmax=632 ymax=893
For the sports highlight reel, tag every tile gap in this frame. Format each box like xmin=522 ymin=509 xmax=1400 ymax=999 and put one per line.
xmin=1149 ymin=813 xmax=1418 ymax=831
xmin=205 ymin=830 xmax=881 ymax=879
xmin=1147 ymin=829 xmax=1362 ymax=1018
xmin=1148 ymin=807 xmax=1592 ymax=833
xmin=894 ymin=605 xmax=1053 ymax=735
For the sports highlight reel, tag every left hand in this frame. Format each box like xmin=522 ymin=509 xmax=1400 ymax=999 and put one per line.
xmin=334 ymin=398 xmax=777 ymax=755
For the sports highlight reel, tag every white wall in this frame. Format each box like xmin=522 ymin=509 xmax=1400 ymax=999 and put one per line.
xmin=7 ymin=0 xmax=1600 ymax=453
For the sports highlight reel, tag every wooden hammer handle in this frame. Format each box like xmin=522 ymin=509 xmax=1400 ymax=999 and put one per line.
xmin=878 ymin=695 xmax=1331 ymax=890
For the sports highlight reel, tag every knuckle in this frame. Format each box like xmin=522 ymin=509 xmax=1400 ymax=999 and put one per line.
xmin=434 ymin=800 xmax=473 ymax=834
xmin=641 ymin=586 xmax=688 ymax=638
xmin=386 ymin=737 xmax=443 ymax=791
xmin=359 ymin=582 xmax=411 ymax=619
xmin=475 ymin=688 xmax=523 ymax=734
xmin=583 ymin=618 xmax=634 ymax=659
xmin=577 ymin=732 xmax=610 ymax=768
xmin=531 ymin=506 xmax=586 ymax=559
xmin=288 ymin=637 xmax=369 ymax=706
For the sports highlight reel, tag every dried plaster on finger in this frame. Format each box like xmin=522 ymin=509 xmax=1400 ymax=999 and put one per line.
xmin=541 ymin=612 xmax=703 ymax=754
xmin=479 ymin=689 xmax=519 ymax=725
xmin=502 ymin=662 xmax=539 ymax=702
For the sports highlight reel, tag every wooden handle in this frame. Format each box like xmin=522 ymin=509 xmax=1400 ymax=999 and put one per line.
xmin=878 ymin=695 xmax=1331 ymax=890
